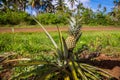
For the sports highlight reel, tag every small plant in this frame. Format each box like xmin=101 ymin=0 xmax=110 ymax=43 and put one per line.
xmin=1 ymin=16 xmax=114 ymax=80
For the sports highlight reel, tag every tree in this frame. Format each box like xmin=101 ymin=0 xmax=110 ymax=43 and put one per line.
xmin=114 ymin=0 xmax=120 ymax=10
xmin=110 ymin=0 xmax=120 ymax=23
xmin=17 ymin=0 xmax=28 ymax=11
xmin=0 ymin=0 xmax=28 ymax=11
xmin=97 ymin=4 xmax=101 ymax=12
xmin=55 ymin=0 xmax=66 ymax=12
xmin=76 ymin=2 xmax=85 ymax=15
xmin=29 ymin=0 xmax=54 ymax=13
xmin=44 ymin=0 xmax=55 ymax=13
xmin=0 ymin=0 xmax=10 ymax=11
xmin=68 ymin=0 xmax=77 ymax=8
xmin=103 ymin=7 xmax=107 ymax=13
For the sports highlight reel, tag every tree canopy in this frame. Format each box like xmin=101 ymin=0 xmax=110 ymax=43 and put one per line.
xmin=0 ymin=0 xmax=120 ymax=26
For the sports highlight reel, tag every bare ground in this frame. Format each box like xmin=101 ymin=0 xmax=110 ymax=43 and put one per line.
xmin=85 ymin=54 xmax=120 ymax=79
xmin=0 ymin=27 xmax=120 ymax=33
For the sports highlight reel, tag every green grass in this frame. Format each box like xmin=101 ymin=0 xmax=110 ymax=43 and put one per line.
xmin=0 ymin=31 xmax=120 ymax=56
xmin=0 ymin=24 xmax=120 ymax=28
xmin=0 ymin=24 xmax=68 ymax=28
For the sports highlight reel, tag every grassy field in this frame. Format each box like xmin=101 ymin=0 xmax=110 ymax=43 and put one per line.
xmin=0 ymin=24 xmax=120 ymax=28
xmin=0 ymin=31 xmax=120 ymax=56
xmin=0 ymin=30 xmax=120 ymax=79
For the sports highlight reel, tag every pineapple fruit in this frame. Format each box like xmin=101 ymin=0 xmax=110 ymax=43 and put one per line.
xmin=65 ymin=17 xmax=82 ymax=51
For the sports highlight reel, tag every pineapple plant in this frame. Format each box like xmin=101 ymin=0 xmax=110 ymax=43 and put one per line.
xmin=1 ymin=16 xmax=116 ymax=80
xmin=66 ymin=16 xmax=82 ymax=52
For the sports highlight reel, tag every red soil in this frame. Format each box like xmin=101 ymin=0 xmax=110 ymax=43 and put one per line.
xmin=0 ymin=27 xmax=120 ymax=33
xmin=79 ymin=54 xmax=120 ymax=79
xmin=94 ymin=54 xmax=120 ymax=79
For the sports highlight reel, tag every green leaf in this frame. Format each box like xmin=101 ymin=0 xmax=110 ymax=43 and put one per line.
xmin=97 ymin=71 xmax=110 ymax=78
xmin=80 ymin=64 xmax=100 ymax=79
xmin=75 ymin=32 xmax=82 ymax=43
xmin=38 ymin=66 xmax=59 ymax=80
xmin=62 ymin=37 xmax=69 ymax=60
xmin=81 ymin=63 xmax=112 ymax=78
xmin=74 ymin=62 xmax=88 ymax=80
xmin=81 ymin=65 xmax=100 ymax=80
xmin=64 ymin=75 xmax=70 ymax=80
xmin=68 ymin=61 xmax=78 ymax=80
xmin=84 ymin=72 xmax=98 ymax=80
xmin=56 ymin=25 xmax=64 ymax=59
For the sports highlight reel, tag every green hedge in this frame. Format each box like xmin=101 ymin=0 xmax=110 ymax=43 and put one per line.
xmin=0 ymin=11 xmax=120 ymax=26
xmin=0 ymin=12 xmax=68 ymax=25
xmin=37 ymin=13 xmax=68 ymax=25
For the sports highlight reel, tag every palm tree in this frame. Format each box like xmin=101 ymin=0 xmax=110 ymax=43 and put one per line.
xmin=97 ymin=4 xmax=101 ymax=12
xmin=103 ymin=7 xmax=107 ymax=13
xmin=109 ymin=0 xmax=120 ymax=22
xmin=114 ymin=0 xmax=120 ymax=10
xmin=55 ymin=0 xmax=66 ymax=12
xmin=76 ymin=2 xmax=84 ymax=14
xmin=30 ymin=0 xmax=40 ymax=9
xmin=0 ymin=0 xmax=10 ymax=11
xmin=0 ymin=0 xmax=28 ymax=11
xmin=44 ymin=0 xmax=55 ymax=13
xmin=68 ymin=0 xmax=77 ymax=8
xmin=29 ymin=0 xmax=54 ymax=13
xmin=17 ymin=0 xmax=28 ymax=11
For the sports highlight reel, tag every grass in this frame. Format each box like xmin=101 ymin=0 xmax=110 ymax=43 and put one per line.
xmin=0 ymin=31 xmax=120 ymax=56
xmin=0 ymin=24 xmax=120 ymax=28
xmin=0 ymin=30 xmax=120 ymax=79
xmin=0 ymin=24 xmax=68 ymax=28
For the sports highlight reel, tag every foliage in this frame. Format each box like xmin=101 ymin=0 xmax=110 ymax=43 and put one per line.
xmin=0 ymin=0 xmax=120 ymax=26
xmin=0 ymin=11 xmax=31 ymax=25
xmin=0 ymin=11 xmax=69 ymax=25
xmin=37 ymin=13 xmax=68 ymax=25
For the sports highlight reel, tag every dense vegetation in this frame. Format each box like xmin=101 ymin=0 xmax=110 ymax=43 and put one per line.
xmin=0 ymin=0 xmax=120 ymax=26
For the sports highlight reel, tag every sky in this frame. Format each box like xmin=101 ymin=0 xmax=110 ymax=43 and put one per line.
xmin=80 ymin=0 xmax=114 ymax=12
xmin=26 ymin=0 xmax=115 ymax=15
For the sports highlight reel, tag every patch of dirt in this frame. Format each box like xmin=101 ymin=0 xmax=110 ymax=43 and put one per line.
xmin=83 ymin=54 xmax=120 ymax=79
xmin=94 ymin=54 xmax=120 ymax=79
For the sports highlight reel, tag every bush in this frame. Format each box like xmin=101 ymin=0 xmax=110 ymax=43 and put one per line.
xmin=25 ymin=16 xmax=36 ymax=25
xmin=0 ymin=11 xmax=30 ymax=25
xmin=37 ymin=13 xmax=68 ymax=25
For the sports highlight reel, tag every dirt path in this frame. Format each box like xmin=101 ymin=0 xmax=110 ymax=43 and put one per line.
xmin=0 ymin=27 xmax=120 ymax=33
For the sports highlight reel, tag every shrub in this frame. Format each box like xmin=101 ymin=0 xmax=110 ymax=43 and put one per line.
xmin=0 ymin=11 xmax=30 ymax=25
xmin=25 ymin=16 xmax=36 ymax=25
xmin=37 ymin=13 xmax=68 ymax=25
